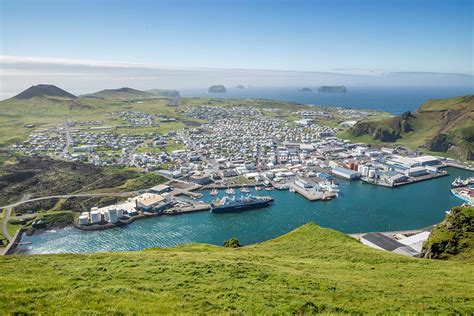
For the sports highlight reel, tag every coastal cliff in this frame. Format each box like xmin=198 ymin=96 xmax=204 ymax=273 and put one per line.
xmin=422 ymin=206 xmax=474 ymax=260
xmin=349 ymin=95 xmax=474 ymax=160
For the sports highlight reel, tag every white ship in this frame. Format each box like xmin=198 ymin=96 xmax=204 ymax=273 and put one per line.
xmin=319 ymin=180 xmax=340 ymax=193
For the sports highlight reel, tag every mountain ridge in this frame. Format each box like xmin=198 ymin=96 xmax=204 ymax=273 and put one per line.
xmin=349 ymin=95 xmax=474 ymax=160
xmin=12 ymin=84 xmax=77 ymax=100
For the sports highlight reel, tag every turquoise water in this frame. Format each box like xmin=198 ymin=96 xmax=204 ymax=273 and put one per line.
xmin=18 ymin=167 xmax=473 ymax=254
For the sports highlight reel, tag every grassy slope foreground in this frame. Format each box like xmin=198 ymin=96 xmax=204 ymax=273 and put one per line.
xmin=349 ymin=95 xmax=474 ymax=160
xmin=0 ymin=224 xmax=473 ymax=314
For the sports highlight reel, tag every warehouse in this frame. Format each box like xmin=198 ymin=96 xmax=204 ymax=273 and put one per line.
xmin=405 ymin=166 xmax=428 ymax=177
xmin=331 ymin=167 xmax=361 ymax=180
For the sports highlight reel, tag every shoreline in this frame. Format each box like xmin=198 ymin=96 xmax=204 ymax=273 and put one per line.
xmin=5 ymin=165 xmax=472 ymax=256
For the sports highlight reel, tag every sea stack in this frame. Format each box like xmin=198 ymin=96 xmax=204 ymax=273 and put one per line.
xmin=208 ymin=85 xmax=226 ymax=93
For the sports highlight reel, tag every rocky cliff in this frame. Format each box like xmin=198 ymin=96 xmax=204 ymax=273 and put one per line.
xmin=422 ymin=206 xmax=474 ymax=260
xmin=349 ymin=95 xmax=474 ymax=160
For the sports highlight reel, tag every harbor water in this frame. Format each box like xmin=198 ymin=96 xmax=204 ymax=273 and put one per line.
xmin=17 ymin=167 xmax=473 ymax=254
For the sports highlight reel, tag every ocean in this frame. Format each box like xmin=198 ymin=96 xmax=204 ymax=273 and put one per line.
xmin=181 ymin=86 xmax=474 ymax=114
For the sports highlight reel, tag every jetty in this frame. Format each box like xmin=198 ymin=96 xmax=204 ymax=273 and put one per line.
xmin=289 ymin=183 xmax=336 ymax=201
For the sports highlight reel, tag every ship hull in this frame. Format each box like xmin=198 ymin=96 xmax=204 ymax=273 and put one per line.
xmin=211 ymin=199 xmax=272 ymax=213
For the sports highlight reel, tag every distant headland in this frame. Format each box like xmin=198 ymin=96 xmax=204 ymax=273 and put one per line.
xmin=318 ymin=86 xmax=347 ymax=93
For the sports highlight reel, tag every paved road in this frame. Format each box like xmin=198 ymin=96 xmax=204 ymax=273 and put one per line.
xmin=0 ymin=192 xmax=138 ymax=212
xmin=1 ymin=195 xmax=30 ymax=242
xmin=62 ymin=115 xmax=73 ymax=157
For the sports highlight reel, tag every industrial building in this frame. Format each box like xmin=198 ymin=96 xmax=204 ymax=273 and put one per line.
xmin=331 ymin=167 xmax=361 ymax=180
xmin=134 ymin=193 xmax=172 ymax=212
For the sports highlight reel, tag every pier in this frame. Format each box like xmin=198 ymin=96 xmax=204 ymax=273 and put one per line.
xmin=289 ymin=183 xmax=336 ymax=201
xmin=361 ymin=171 xmax=449 ymax=188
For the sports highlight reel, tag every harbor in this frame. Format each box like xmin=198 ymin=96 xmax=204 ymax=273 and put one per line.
xmin=15 ymin=166 xmax=473 ymax=255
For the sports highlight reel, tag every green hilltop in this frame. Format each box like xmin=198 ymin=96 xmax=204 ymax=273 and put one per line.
xmin=349 ymin=95 xmax=474 ymax=160
xmin=0 ymin=222 xmax=473 ymax=314
xmin=80 ymin=87 xmax=156 ymax=100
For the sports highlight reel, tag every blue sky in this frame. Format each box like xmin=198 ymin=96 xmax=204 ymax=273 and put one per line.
xmin=1 ymin=0 xmax=472 ymax=74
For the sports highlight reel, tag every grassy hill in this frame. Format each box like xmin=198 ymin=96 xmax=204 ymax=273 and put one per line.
xmin=146 ymin=88 xmax=180 ymax=97
xmin=80 ymin=87 xmax=156 ymax=100
xmin=349 ymin=95 xmax=474 ymax=160
xmin=13 ymin=84 xmax=77 ymax=100
xmin=0 ymin=223 xmax=473 ymax=314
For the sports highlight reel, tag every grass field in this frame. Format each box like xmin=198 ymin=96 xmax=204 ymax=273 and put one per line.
xmin=0 ymin=223 xmax=472 ymax=314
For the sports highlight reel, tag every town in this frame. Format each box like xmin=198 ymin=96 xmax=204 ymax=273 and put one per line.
xmin=9 ymin=102 xmax=470 ymax=236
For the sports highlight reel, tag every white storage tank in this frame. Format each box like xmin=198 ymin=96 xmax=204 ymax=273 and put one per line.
xmin=362 ymin=166 xmax=370 ymax=177
xmin=90 ymin=210 xmax=102 ymax=224
xmin=78 ymin=214 xmax=89 ymax=225
xmin=104 ymin=208 xmax=119 ymax=224
xmin=116 ymin=208 xmax=124 ymax=218
xmin=368 ymin=169 xmax=376 ymax=178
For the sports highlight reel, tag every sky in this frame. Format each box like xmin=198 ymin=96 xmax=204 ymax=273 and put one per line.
xmin=0 ymin=0 xmax=473 ymax=98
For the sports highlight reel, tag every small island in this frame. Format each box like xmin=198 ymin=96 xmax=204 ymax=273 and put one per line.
xmin=298 ymin=87 xmax=312 ymax=92
xmin=318 ymin=86 xmax=347 ymax=93
xmin=235 ymin=85 xmax=245 ymax=89
xmin=208 ymin=85 xmax=226 ymax=93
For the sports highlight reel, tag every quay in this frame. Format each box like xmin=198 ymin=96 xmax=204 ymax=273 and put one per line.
xmin=74 ymin=200 xmax=211 ymax=231
xmin=361 ymin=171 xmax=449 ymax=188
xmin=289 ymin=183 xmax=336 ymax=201
xmin=442 ymin=162 xmax=474 ymax=172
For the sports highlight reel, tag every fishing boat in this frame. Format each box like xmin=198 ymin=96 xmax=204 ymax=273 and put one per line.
xmin=255 ymin=186 xmax=262 ymax=191
xmin=240 ymin=185 xmax=250 ymax=193
xmin=225 ymin=187 xmax=235 ymax=195
xmin=289 ymin=187 xmax=296 ymax=193
xmin=451 ymin=177 xmax=474 ymax=188
xmin=210 ymin=188 xmax=219 ymax=196
xmin=265 ymin=186 xmax=274 ymax=191
xmin=319 ymin=180 xmax=340 ymax=193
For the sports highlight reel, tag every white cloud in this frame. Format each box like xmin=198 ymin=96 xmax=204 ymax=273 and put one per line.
xmin=1 ymin=55 xmax=472 ymax=100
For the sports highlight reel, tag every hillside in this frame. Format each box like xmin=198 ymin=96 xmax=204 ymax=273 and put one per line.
xmin=423 ymin=206 xmax=474 ymax=261
xmin=0 ymin=223 xmax=473 ymax=313
xmin=80 ymin=87 xmax=155 ymax=100
xmin=12 ymin=84 xmax=77 ymax=100
xmin=146 ymin=89 xmax=180 ymax=97
xmin=350 ymin=95 xmax=474 ymax=160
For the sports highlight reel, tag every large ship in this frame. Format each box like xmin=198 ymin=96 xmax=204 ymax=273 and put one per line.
xmin=210 ymin=195 xmax=273 ymax=213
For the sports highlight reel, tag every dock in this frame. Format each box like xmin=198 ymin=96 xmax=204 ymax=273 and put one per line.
xmin=289 ymin=183 xmax=336 ymax=201
xmin=442 ymin=162 xmax=474 ymax=172
xmin=361 ymin=172 xmax=449 ymax=188
xmin=163 ymin=202 xmax=211 ymax=215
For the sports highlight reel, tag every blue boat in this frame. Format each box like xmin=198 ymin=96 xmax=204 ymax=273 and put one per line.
xmin=210 ymin=195 xmax=273 ymax=213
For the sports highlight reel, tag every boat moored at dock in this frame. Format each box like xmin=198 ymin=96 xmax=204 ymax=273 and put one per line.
xmin=210 ymin=195 xmax=274 ymax=213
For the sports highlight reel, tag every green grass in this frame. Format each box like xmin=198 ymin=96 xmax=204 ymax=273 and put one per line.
xmin=0 ymin=223 xmax=473 ymax=314
xmin=423 ymin=206 xmax=474 ymax=261
xmin=122 ymin=173 xmax=167 ymax=191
